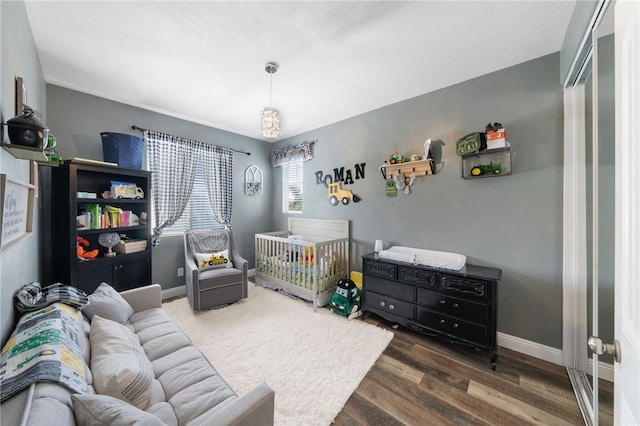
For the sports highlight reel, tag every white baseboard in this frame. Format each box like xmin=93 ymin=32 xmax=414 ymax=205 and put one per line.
xmin=497 ymin=332 xmax=613 ymax=383
xmin=498 ymin=332 xmax=563 ymax=365
xmin=588 ymin=358 xmax=615 ymax=383
xmin=162 ymin=285 xmax=186 ymax=300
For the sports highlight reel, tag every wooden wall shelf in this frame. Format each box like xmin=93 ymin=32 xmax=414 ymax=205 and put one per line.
xmin=379 ymin=159 xmax=434 ymax=180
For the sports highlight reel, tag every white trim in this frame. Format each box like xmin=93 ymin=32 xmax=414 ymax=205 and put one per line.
xmin=498 ymin=332 xmax=563 ymax=366
xmin=562 ymin=84 xmax=588 ymax=370
xmin=161 ymin=285 xmax=186 ymax=300
xmin=498 ymin=332 xmax=613 ymax=383
xmin=588 ymin=359 xmax=615 ymax=383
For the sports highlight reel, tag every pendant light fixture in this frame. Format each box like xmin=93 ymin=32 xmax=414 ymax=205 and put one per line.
xmin=260 ymin=62 xmax=281 ymax=139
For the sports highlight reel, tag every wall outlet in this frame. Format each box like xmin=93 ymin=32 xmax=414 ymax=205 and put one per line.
xmin=177 ymin=267 xmax=184 ymax=277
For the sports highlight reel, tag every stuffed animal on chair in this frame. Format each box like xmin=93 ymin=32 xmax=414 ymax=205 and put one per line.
xmin=329 ymin=277 xmax=361 ymax=319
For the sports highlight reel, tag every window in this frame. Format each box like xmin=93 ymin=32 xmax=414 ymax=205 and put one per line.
xmin=282 ymin=160 xmax=303 ymax=214
xmin=157 ymin=161 xmax=218 ymax=234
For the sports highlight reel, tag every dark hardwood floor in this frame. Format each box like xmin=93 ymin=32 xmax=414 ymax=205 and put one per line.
xmin=333 ymin=312 xmax=611 ymax=426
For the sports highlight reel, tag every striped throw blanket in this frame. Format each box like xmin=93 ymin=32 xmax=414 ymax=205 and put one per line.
xmin=14 ymin=282 xmax=88 ymax=313
xmin=0 ymin=303 xmax=89 ymax=402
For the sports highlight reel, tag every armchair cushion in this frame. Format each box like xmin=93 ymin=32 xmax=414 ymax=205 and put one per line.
xmin=194 ymin=250 xmax=233 ymax=272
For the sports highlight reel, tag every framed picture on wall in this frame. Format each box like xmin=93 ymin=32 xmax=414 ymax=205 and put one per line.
xmin=0 ymin=174 xmax=36 ymax=251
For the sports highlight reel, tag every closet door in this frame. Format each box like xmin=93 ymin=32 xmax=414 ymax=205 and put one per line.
xmin=562 ymin=1 xmax=615 ymax=425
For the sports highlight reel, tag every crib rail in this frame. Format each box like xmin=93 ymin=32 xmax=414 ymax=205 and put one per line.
xmin=255 ymin=231 xmax=349 ymax=309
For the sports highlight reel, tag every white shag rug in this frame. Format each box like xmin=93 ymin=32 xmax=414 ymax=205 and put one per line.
xmin=162 ymin=284 xmax=393 ymax=426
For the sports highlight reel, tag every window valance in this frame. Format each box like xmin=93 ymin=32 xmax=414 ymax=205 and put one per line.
xmin=271 ymin=141 xmax=316 ymax=167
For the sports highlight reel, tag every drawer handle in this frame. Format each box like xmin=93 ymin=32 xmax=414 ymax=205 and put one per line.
xmin=440 ymin=319 xmax=445 ymax=324
xmin=453 ymin=303 xmax=459 ymax=308
xmin=389 ymin=304 xmax=395 ymax=310
xmin=439 ymin=300 xmax=446 ymax=305
xmin=380 ymin=301 xmax=386 ymax=307
xmin=453 ymin=323 xmax=459 ymax=329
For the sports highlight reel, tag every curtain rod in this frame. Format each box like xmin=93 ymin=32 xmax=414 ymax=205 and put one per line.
xmin=131 ymin=125 xmax=251 ymax=156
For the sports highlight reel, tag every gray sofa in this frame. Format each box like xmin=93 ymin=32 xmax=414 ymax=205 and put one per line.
xmin=0 ymin=283 xmax=274 ymax=426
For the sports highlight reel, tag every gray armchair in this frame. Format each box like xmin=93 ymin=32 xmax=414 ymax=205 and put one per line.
xmin=183 ymin=229 xmax=248 ymax=311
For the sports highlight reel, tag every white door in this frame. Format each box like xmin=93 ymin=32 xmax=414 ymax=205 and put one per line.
xmin=614 ymin=0 xmax=640 ymax=423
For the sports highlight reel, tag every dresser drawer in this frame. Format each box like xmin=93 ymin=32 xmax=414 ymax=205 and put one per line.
xmin=416 ymin=308 xmax=489 ymax=347
xmin=365 ymin=291 xmax=414 ymax=320
xmin=365 ymin=276 xmax=415 ymax=302
xmin=364 ymin=259 xmax=397 ymax=280
xmin=416 ymin=288 xmax=488 ymax=323
xmin=398 ymin=266 xmax=439 ymax=290
xmin=440 ymin=274 xmax=489 ymax=300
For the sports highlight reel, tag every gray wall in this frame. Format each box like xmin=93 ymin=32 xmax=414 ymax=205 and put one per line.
xmin=2 ymin=2 xmax=568 ymax=350
xmin=272 ymin=53 xmax=565 ymax=349
xmin=0 ymin=0 xmax=47 ymax=344
xmin=45 ymin=85 xmax=274 ymax=289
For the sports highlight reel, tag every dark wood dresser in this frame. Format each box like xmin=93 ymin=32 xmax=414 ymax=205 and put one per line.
xmin=362 ymin=253 xmax=502 ymax=369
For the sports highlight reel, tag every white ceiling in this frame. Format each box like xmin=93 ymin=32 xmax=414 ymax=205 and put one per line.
xmin=24 ymin=1 xmax=576 ymax=142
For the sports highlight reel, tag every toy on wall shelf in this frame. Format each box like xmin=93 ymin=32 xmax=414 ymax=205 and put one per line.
xmin=470 ymin=163 xmax=502 ymax=176
xmin=379 ymin=139 xmax=434 ymax=194
xmin=388 ymin=153 xmax=406 ymax=164
xmin=328 ymin=182 xmax=361 ymax=205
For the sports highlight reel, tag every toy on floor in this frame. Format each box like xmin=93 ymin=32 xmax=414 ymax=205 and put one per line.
xmin=329 ymin=277 xmax=362 ymax=320
xmin=76 ymin=236 xmax=99 ymax=259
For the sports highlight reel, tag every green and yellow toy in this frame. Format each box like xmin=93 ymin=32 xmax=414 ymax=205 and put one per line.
xmin=329 ymin=277 xmax=362 ymax=319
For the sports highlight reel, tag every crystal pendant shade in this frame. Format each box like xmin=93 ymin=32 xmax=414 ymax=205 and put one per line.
xmin=260 ymin=62 xmax=281 ymax=139
xmin=261 ymin=107 xmax=280 ymax=139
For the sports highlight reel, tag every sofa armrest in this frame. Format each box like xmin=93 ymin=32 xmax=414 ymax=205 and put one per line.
xmin=188 ymin=382 xmax=274 ymax=426
xmin=120 ymin=284 xmax=162 ymax=312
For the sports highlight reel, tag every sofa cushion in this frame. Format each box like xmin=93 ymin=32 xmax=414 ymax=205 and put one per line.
xmin=90 ymin=315 xmax=153 ymax=409
xmin=72 ymin=394 xmax=165 ymax=426
xmin=83 ymin=282 xmax=134 ymax=324
xmin=146 ymin=401 xmax=179 ymax=426
xmin=129 ymin=308 xmax=193 ymax=361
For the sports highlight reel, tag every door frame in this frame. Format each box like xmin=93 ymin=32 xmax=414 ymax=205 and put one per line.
xmin=614 ymin=0 xmax=640 ymax=423
xmin=562 ymin=0 xmax=613 ymax=424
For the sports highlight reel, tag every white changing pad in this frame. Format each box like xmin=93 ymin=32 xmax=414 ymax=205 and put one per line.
xmin=378 ymin=246 xmax=466 ymax=271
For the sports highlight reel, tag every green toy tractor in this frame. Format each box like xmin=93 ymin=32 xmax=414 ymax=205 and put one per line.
xmin=470 ymin=162 xmax=502 ymax=176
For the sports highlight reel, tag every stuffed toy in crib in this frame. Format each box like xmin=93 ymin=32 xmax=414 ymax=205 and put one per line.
xmin=329 ymin=277 xmax=361 ymax=318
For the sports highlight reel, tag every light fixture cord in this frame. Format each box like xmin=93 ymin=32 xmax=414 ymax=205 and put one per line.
xmin=268 ymin=71 xmax=273 ymax=108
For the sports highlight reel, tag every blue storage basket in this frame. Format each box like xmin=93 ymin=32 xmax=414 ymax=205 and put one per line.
xmin=101 ymin=132 xmax=145 ymax=169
